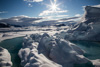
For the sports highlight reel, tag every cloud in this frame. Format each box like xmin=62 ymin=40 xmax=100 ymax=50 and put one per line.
xmin=60 ymin=17 xmax=80 ymax=20
xmin=39 ymin=10 xmax=68 ymax=16
xmin=39 ymin=0 xmax=68 ymax=17
xmin=0 ymin=11 xmax=7 ymax=14
xmin=28 ymin=3 xmax=33 ymax=7
xmin=44 ymin=15 xmax=69 ymax=20
xmin=75 ymin=14 xmax=81 ymax=17
xmin=24 ymin=0 xmax=43 ymax=2
xmin=24 ymin=0 xmax=43 ymax=7
xmin=56 ymin=15 xmax=69 ymax=17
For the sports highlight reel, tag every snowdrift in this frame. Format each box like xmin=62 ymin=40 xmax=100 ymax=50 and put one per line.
xmin=18 ymin=33 xmax=92 ymax=67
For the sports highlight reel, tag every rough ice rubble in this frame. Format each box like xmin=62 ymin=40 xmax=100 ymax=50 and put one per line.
xmin=56 ymin=5 xmax=100 ymax=41
xmin=18 ymin=33 xmax=92 ymax=67
xmin=0 ymin=47 xmax=12 ymax=67
xmin=54 ymin=5 xmax=100 ymax=67
xmin=18 ymin=34 xmax=62 ymax=67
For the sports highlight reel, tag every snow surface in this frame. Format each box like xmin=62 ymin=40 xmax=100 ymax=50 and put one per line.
xmin=56 ymin=5 xmax=100 ymax=41
xmin=0 ymin=47 xmax=12 ymax=67
xmin=0 ymin=4 xmax=100 ymax=67
xmin=0 ymin=26 xmax=69 ymax=42
xmin=18 ymin=33 xmax=91 ymax=67
xmin=54 ymin=5 xmax=100 ymax=66
xmin=91 ymin=59 xmax=100 ymax=66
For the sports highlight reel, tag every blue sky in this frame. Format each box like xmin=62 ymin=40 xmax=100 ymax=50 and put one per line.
xmin=0 ymin=0 xmax=100 ymax=19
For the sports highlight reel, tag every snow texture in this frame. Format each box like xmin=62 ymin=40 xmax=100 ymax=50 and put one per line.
xmin=0 ymin=47 xmax=12 ymax=67
xmin=56 ymin=5 xmax=100 ymax=41
xmin=91 ymin=59 xmax=100 ymax=67
xmin=18 ymin=33 xmax=91 ymax=67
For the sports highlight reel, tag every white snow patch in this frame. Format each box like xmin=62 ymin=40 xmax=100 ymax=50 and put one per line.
xmin=0 ymin=47 xmax=12 ymax=67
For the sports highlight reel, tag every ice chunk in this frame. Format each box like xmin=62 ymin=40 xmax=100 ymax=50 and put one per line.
xmin=19 ymin=33 xmax=92 ymax=67
xmin=0 ymin=47 xmax=12 ymax=67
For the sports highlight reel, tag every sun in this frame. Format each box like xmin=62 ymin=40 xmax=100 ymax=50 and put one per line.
xmin=51 ymin=3 xmax=57 ymax=11
xmin=48 ymin=0 xmax=60 ymax=12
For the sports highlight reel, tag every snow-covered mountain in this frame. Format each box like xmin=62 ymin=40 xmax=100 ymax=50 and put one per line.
xmin=0 ymin=15 xmax=79 ymax=27
xmin=34 ymin=17 xmax=79 ymax=26
xmin=0 ymin=22 xmax=10 ymax=28
xmin=0 ymin=15 xmax=44 ymax=27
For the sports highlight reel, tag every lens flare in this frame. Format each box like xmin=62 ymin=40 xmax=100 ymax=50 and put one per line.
xmin=51 ymin=3 xmax=57 ymax=11
xmin=49 ymin=0 xmax=60 ymax=12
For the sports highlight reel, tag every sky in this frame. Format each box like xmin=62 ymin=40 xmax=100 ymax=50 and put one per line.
xmin=0 ymin=0 xmax=100 ymax=19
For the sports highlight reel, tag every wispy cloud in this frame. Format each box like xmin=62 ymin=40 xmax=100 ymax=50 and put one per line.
xmin=28 ymin=3 xmax=33 ymax=7
xmin=39 ymin=0 xmax=68 ymax=18
xmin=39 ymin=10 xmax=68 ymax=16
xmin=55 ymin=15 xmax=69 ymax=18
xmin=45 ymin=15 xmax=69 ymax=20
xmin=24 ymin=0 xmax=43 ymax=2
xmin=24 ymin=0 xmax=43 ymax=7
xmin=0 ymin=11 xmax=7 ymax=14
xmin=75 ymin=14 xmax=81 ymax=17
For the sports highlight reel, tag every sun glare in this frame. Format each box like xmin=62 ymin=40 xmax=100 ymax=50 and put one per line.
xmin=48 ymin=0 xmax=60 ymax=12
xmin=51 ymin=4 xmax=57 ymax=11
